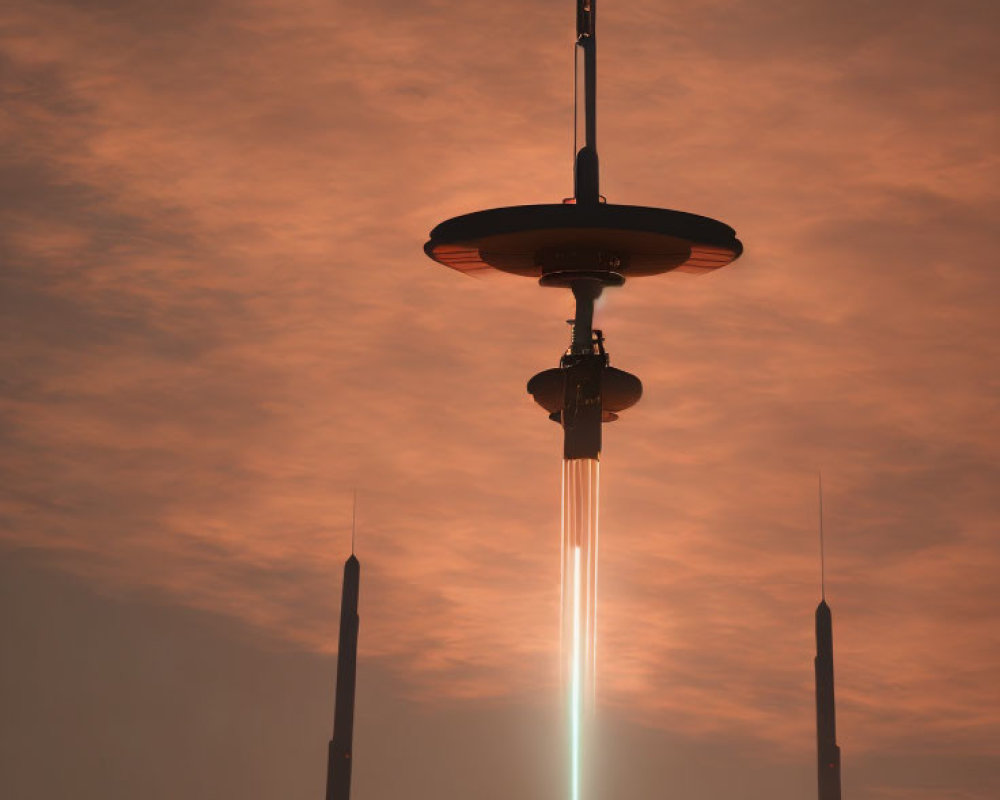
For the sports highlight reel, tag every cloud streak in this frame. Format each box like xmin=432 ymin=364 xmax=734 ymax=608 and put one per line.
xmin=2 ymin=1 xmax=998 ymax=791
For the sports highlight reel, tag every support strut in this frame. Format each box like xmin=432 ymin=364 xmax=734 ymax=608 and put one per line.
xmin=570 ymin=279 xmax=603 ymax=355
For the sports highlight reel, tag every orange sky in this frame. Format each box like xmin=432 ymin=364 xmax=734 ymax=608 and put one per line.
xmin=2 ymin=1 xmax=999 ymax=798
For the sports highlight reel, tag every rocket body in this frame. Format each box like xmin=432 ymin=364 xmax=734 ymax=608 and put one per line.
xmin=562 ymin=356 xmax=604 ymax=459
xmin=326 ymin=555 xmax=360 ymax=800
xmin=815 ymin=599 xmax=842 ymax=800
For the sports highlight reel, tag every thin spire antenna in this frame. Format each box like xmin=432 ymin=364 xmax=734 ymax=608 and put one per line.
xmin=818 ymin=471 xmax=826 ymax=601
xmin=351 ymin=489 xmax=357 ymax=556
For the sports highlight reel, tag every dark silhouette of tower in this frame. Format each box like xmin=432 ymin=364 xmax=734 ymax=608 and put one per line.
xmin=815 ymin=475 xmax=841 ymax=800
xmin=815 ymin=598 xmax=842 ymax=800
xmin=326 ymin=553 xmax=360 ymax=800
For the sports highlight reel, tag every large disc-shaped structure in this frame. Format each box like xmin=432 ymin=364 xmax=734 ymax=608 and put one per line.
xmin=425 ymin=202 xmax=742 ymax=285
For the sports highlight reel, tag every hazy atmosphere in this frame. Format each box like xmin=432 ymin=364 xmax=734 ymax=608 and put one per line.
xmin=2 ymin=1 xmax=998 ymax=798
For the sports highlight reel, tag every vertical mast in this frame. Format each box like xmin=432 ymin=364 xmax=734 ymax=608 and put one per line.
xmin=326 ymin=553 xmax=360 ymax=800
xmin=574 ymin=0 xmax=600 ymax=204
xmin=819 ymin=472 xmax=826 ymax=601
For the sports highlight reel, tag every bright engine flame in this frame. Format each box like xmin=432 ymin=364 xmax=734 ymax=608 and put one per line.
xmin=561 ymin=458 xmax=599 ymax=800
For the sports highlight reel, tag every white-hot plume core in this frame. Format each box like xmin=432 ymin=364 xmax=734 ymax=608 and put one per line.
xmin=561 ymin=458 xmax=599 ymax=800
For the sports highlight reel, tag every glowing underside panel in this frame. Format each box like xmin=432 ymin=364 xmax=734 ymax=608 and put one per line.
xmin=561 ymin=458 xmax=599 ymax=800
xmin=429 ymin=241 xmax=737 ymax=277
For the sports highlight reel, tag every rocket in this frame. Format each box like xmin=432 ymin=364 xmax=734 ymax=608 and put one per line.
xmin=815 ymin=598 xmax=842 ymax=800
xmin=527 ymin=282 xmax=642 ymax=460
xmin=325 ymin=553 xmax=360 ymax=800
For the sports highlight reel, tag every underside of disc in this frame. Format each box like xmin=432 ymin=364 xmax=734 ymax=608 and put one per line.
xmin=425 ymin=203 xmax=742 ymax=281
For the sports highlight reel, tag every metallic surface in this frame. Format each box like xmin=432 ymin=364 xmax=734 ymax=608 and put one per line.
xmin=527 ymin=285 xmax=642 ymax=460
xmin=527 ymin=364 xmax=642 ymax=422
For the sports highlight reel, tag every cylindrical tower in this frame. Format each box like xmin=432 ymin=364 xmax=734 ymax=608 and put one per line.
xmin=326 ymin=554 xmax=360 ymax=800
xmin=815 ymin=599 xmax=842 ymax=800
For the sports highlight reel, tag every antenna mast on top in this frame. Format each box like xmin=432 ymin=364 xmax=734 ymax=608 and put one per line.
xmin=574 ymin=0 xmax=600 ymax=204
xmin=351 ymin=489 xmax=357 ymax=556
xmin=818 ymin=472 xmax=826 ymax=601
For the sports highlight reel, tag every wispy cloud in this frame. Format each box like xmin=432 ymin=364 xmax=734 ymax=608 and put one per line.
xmin=2 ymin=0 xmax=998 ymax=776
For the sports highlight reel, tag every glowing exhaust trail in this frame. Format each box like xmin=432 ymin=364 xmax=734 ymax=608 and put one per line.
xmin=571 ymin=545 xmax=581 ymax=800
xmin=562 ymin=457 xmax=599 ymax=800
